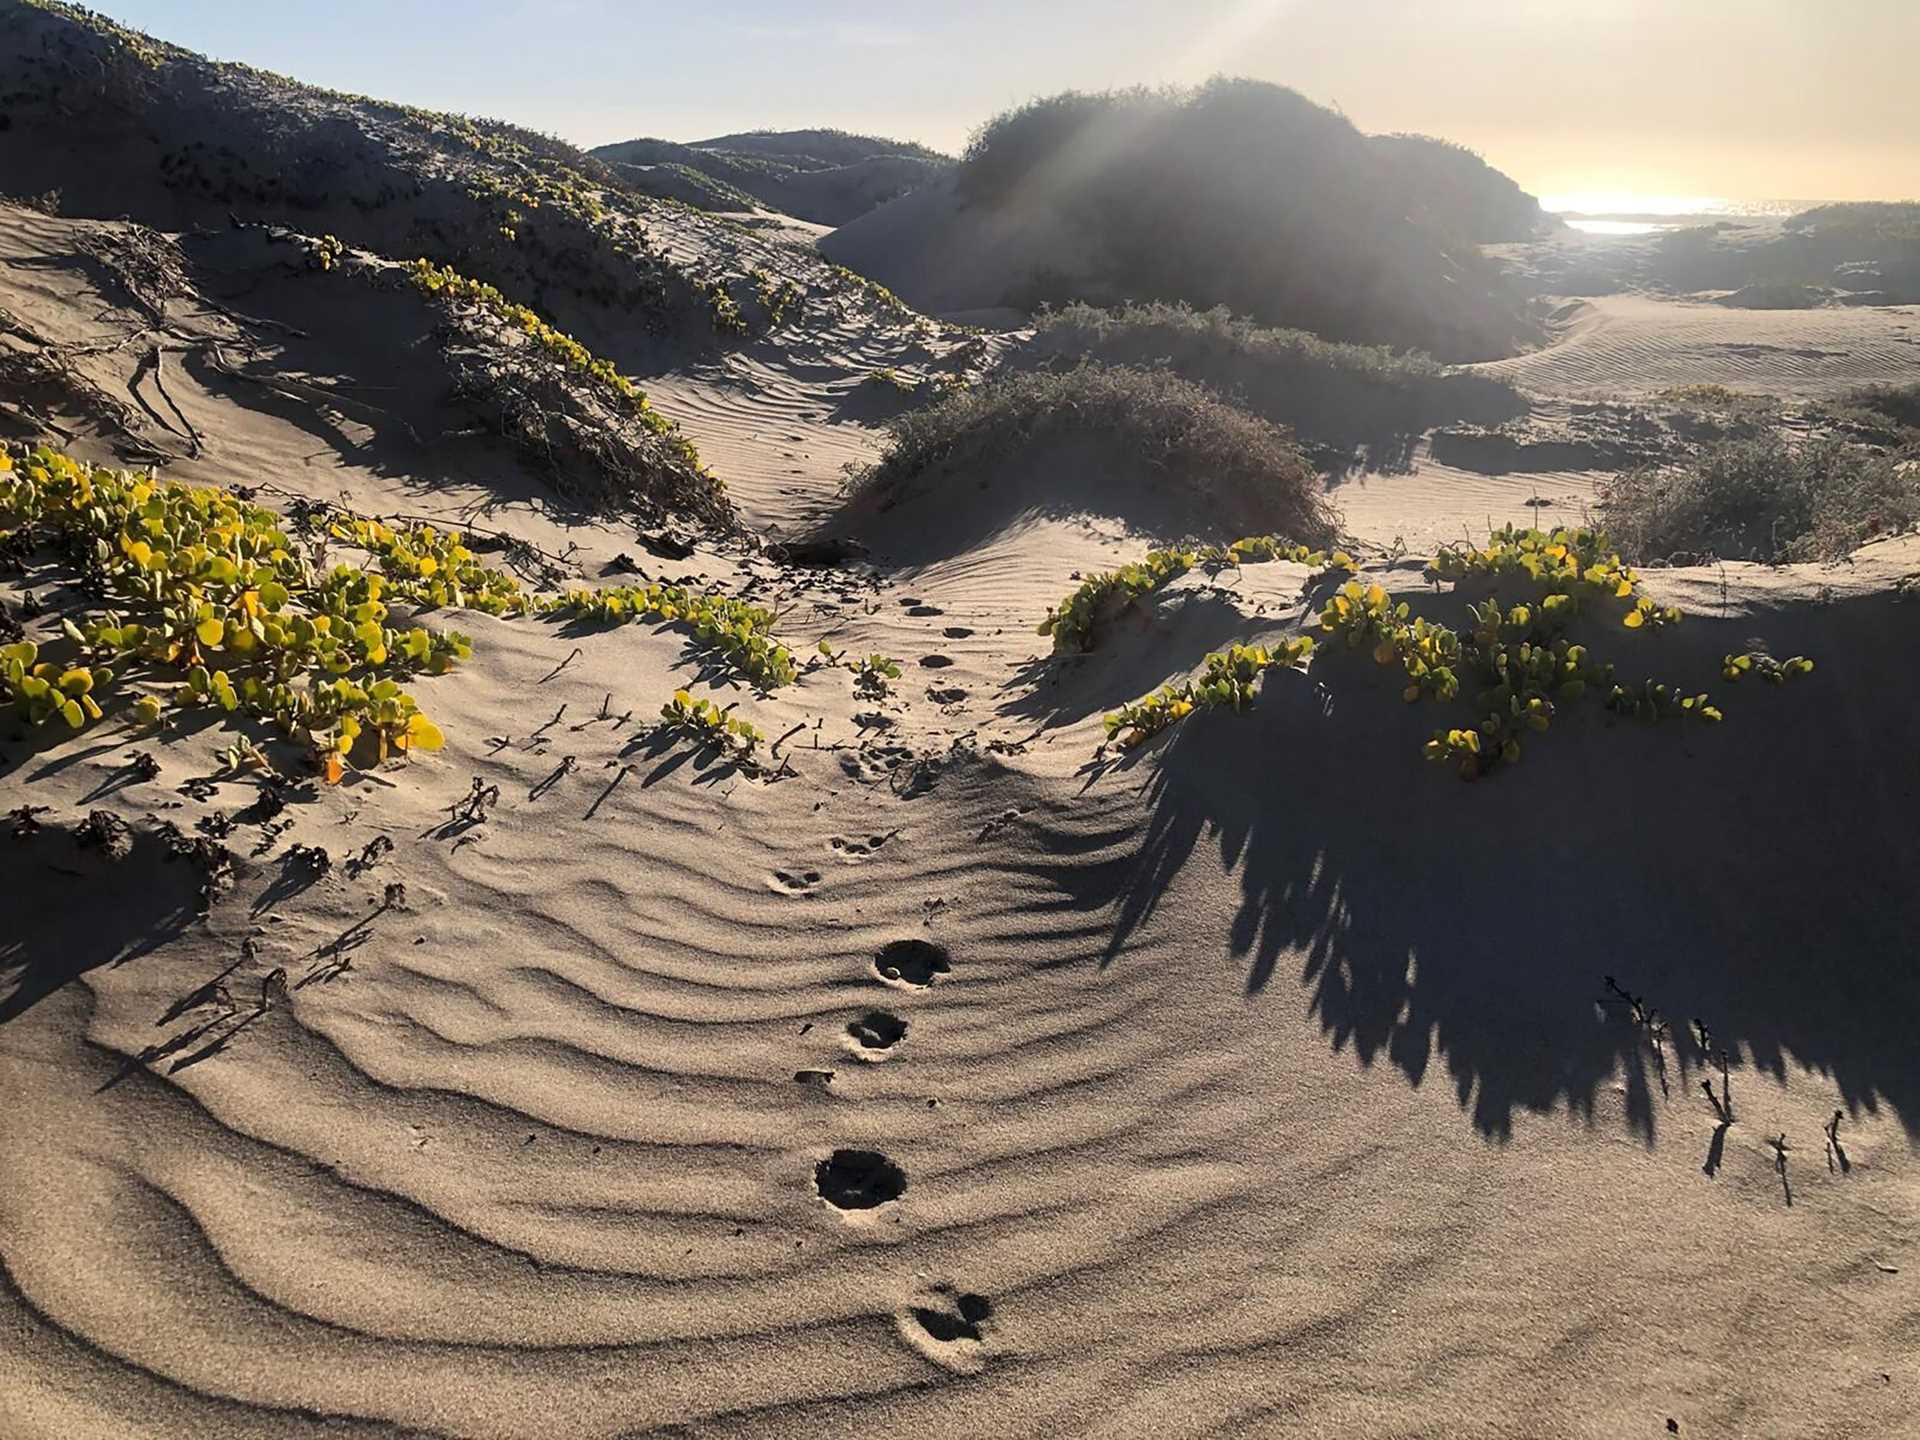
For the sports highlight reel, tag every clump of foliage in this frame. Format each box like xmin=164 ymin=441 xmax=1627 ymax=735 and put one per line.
xmin=1843 ymin=382 xmax=1920 ymax=433
xmin=1598 ymin=435 xmax=1920 ymax=563
xmin=0 ymin=447 xmax=498 ymax=765
xmin=1041 ymin=547 xmax=1197 ymax=652
xmin=659 ymin=689 xmax=763 ymax=759
xmin=408 ymin=260 xmax=686 ymax=448
xmin=849 ymin=365 xmax=1338 ymax=546
xmin=866 ymin=367 xmax=916 ymax=394
xmin=812 ymin=642 xmax=903 ymax=697
xmin=824 ymin=264 xmax=924 ymax=326
xmin=326 ymin=516 xmax=527 ymax=616
xmin=540 ymin=583 xmax=797 ymax=689
xmin=1025 ymin=301 xmax=1526 ymax=452
xmin=1601 ymin=680 xmax=1721 ymax=726
xmin=399 ymin=258 xmax=727 ymax=523
xmin=747 ymin=268 xmax=802 ymax=327
xmin=1412 ymin=528 xmax=1690 ymax=776
xmin=1105 ymin=639 xmax=1316 ymax=748
xmin=1040 ymin=535 xmax=1353 ymax=652
xmin=1722 ymin=651 xmax=1814 ymax=685
xmin=1035 ymin=301 xmax=1452 ymax=380
xmin=1101 ymin=525 xmax=1796 ymax=780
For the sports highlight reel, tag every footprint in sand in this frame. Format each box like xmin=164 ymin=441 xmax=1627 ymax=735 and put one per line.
xmin=874 ymin=939 xmax=951 ymax=988
xmin=840 ymin=745 xmax=914 ymax=784
xmin=942 ymin=626 xmax=974 ymax=639
xmin=906 ymin=604 xmax=944 ymax=617
xmin=829 ymin=832 xmax=897 ymax=861
xmin=896 ymin=596 xmax=925 ymax=607
xmin=815 ymin=1148 xmax=906 ymax=1210
xmin=926 ymin=686 xmax=967 ymax=705
xmin=919 ymin=654 xmax=954 ymax=669
xmin=768 ymin=868 xmax=822 ymax=895
xmin=897 ymin=1284 xmax=994 ymax=1373
xmin=845 ymin=1008 xmax=909 ymax=1058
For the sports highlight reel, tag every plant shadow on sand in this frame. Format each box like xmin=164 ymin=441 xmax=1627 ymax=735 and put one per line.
xmin=0 ymin=825 xmax=202 ymax=1024
xmin=1031 ymin=588 xmax=1920 ymax=1139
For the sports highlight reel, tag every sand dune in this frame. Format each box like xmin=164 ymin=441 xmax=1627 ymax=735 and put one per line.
xmin=3 ymin=14 xmax=1920 ymax=1437
xmin=1483 ymin=294 xmax=1920 ymax=397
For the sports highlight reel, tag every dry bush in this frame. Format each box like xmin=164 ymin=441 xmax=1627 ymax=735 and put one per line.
xmin=849 ymin=363 xmax=1339 ymax=545
xmin=1599 ymin=435 xmax=1920 ymax=563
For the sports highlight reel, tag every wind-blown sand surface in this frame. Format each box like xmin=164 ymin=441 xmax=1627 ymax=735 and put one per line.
xmin=3 ymin=194 xmax=1919 ymax=1440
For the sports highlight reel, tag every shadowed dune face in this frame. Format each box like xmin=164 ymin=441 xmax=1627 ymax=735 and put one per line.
xmin=1024 ymin=587 xmax=1920 ymax=1139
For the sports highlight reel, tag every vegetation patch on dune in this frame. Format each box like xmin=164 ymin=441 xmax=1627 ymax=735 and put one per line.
xmin=953 ymin=79 xmax=1535 ymax=358
xmin=1040 ymin=536 xmax=1353 ymax=653
xmin=1027 ymin=301 xmax=1526 ymax=448
xmin=1599 ymin=436 xmax=1920 ymax=563
xmin=1365 ymin=133 xmax=1543 ymax=243
xmin=0 ymin=447 xmax=519 ymax=766
xmin=846 ymin=365 xmax=1339 ymax=546
xmin=402 ymin=258 xmax=725 ymax=522
xmin=1 ymin=445 xmax=811 ymax=793
xmin=3 ymin=1 xmax=943 ymax=370
xmin=1104 ymin=526 xmax=1811 ymax=780
xmin=591 ymin=129 xmax=952 ymax=225
xmin=1844 ymin=382 xmax=1920 ymax=434
xmin=540 ymin=583 xmax=797 ymax=690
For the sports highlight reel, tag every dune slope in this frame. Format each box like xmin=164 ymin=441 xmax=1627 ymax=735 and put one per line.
xmin=2 ymin=17 xmax=1919 ymax=1440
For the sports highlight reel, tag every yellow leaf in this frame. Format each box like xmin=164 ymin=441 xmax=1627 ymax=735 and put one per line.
xmin=1622 ymin=609 xmax=1645 ymax=629
xmin=195 ymin=616 xmax=225 ymax=647
xmin=404 ymin=715 xmax=446 ymax=752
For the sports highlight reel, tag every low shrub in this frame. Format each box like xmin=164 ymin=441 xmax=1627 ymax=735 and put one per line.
xmin=1845 ymin=382 xmax=1920 ymax=433
xmin=1598 ymin=435 xmax=1920 ymax=562
xmin=848 ymin=364 xmax=1338 ymax=546
xmin=1026 ymin=302 xmax=1525 ymax=442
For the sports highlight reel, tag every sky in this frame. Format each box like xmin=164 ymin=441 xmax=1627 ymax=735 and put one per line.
xmin=103 ymin=0 xmax=1920 ymax=206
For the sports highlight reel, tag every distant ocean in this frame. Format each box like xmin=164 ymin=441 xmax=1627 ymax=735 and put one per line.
xmin=1538 ymin=194 xmax=1823 ymax=237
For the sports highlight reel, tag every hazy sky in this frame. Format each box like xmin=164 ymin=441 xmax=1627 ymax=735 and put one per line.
xmin=106 ymin=0 xmax=1918 ymax=204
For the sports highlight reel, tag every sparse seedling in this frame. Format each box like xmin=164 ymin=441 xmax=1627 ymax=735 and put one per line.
xmin=450 ymin=775 xmax=501 ymax=826
xmin=288 ymin=842 xmax=332 ymax=874
xmin=851 ymin=653 xmax=902 ymax=698
xmin=346 ymin=834 xmax=394 ymax=877
xmin=76 ymin=808 xmax=134 ymax=859
xmin=1602 ymin=975 xmax=1670 ymax=1097
xmin=8 ymin=803 xmax=52 ymax=839
xmin=1824 ymin=1111 xmax=1850 ymax=1175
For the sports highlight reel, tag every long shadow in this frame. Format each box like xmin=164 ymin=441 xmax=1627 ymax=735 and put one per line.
xmin=0 ymin=826 xmax=202 ymax=1024
xmin=997 ymin=589 xmax=1259 ymax=728
xmin=1022 ymin=587 xmax=1920 ymax=1140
